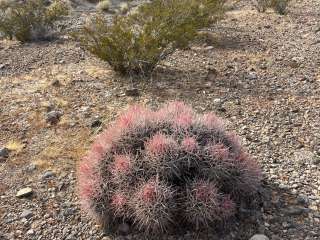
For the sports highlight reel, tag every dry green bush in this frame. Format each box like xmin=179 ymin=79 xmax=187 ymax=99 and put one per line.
xmin=74 ymin=0 xmax=225 ymax=77
xmin=0 ymin=0 xmax=68 ymax=42
xmin=256 ymin=0 xmax=290 ymax=15
xmin=96 ymin=0 xmax=110 ymax=12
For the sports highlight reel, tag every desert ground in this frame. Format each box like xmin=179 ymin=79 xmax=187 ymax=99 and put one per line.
xmin=0 ymin=0 xmax=319 ymax=239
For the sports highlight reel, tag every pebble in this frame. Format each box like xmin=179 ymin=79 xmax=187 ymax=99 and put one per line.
xmin=46 ymin=110 xmax=63 ymax=125
xmin=20 ymin=209 xmax=33 ymax=219
xmin=51 ymin=79 xmax=61 ymax=87
xmin=249 ymin=234 xmax=269 ymax=240
xmin=16 ymin=187 xmax=33 ymax=198
xmin=0 ymin=147 xmax=10 ymax=158
xmin=91 ymin=119 xmax=102 ymax=128
xmin=284 ymin=207 xmax=309 ymax=216
xmin=213 ymin=98 xmax=222 ymax=105
xmin=42 ymin=170 xmax=55 ymax=179
xmin=26 ymin=229 xmax=35 ymax=235
xmin=247 ymin=72 xmax=258 ymax=80
xmin=125 ymin=88 xmax=139 ymax=97
xmin=297 ymin=194 xmax=310 ymax=205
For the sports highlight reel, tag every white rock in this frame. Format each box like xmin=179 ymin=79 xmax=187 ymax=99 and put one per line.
xmin=20 ymin=209 xmax=33 ymax=219
xmin=249 ymin=234 xmax=269 ymax=240
xmin=27 ymin=229 xmax=35 ymax=235
xmin=16 ymin=187 xmax=33 ymax=198
xmin=213 ymin=98 xmax=222 ymax=105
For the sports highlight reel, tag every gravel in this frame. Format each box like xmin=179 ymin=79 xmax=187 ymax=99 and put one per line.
xmin=0 ymin=0 xmax=319 ymax=239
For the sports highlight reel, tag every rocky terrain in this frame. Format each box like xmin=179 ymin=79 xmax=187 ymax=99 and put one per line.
xmin=0 ymin=0 xmax=320 ymax=239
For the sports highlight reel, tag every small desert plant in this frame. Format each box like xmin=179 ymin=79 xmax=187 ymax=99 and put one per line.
xmin=78 ymin=101 xmax=262 ymax=237
xmin=74 ymin=0 xmax=225 ymax=77
xmin=0 ymin=0 xmax=68 ymax=42
xmin=96 ymin=0 xmax=110 ymax=12
xmin=256 ymin=0 xmax=290 ymax=15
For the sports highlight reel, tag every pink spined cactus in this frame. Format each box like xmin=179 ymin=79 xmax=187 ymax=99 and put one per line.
xmin=185 ymin=180 xmax=221 ymax=229
xmin=111 ymin=193 xmax=127 ymax=215
xmin=131 ymin=180 xmax=174 ymax=233
xmin=200 ymin=112 xmax=224 ymax=130
xmin=116 ymin=105 xmax=152 ymax=130
xmin=140 ymin=182 xmax=157 ymax=203
xmin=145 ymin=133 xmax=176 ymax=156
xmin=155 ymin=101 xmax=193 ymax=123
xmin=219 ymin=195 xmax=236 ymax=220
xmin=173 ymin=112 xmax=193 ymax=129
xmin=209 ymin=144 xmax=230 ymax=160
xmin=181 ymin=137 xmax=198 ymax=152
xmin=78 ymin=101 xmax=262 ymax=236
xmin=192 ymin=180 xmax=218 ymax=203
xmin=78 ymin=162 xmax=101 ymax=215
xmin=111 ymin=154 xmax=132 ymax=175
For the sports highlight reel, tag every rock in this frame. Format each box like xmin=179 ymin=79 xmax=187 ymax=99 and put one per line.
xmin=26 ymin=163 xmax=36 ymax=172
xmin=20 ymin=209 xmax=33 ymax=219
xmin=312 ymin=155 xmax=320 ymax=165
xmin=206 ymin=67 xmax=218 ymax=81
xmin=289 ymin=57 xmax=304 ymax=68
xmin=51 ymin=79 xmax=61 ymax=87
xmin=125 ymin=88 xmax=139 ymax=97
xmin=46 ymin=110 xmax=63 ymax=125
xmin=0 ymin=147 xmax=10 ymax=161
xmin=42 ymin=170 xmax=55 ymax=179
xmin=26 ymin=229 xmax=35 ymax=235
xmin=213 ymin=98 xmax=222 ymax=105
xmin=297 ymin=194 xmax=310 ymax=205
xmin=249 ymin=234 xmax=269 ymax=240
xmin=16 ymin=187 xmax=33 ymax=198
xmin=0 ymin=147 xmax=9 ymax=157
xmin=247 ymin=72 xmax=258 ymax=80
xmin=284 ymin=207 xmax=310 ymax=216
xmin=91 ymin=119 xmax=102 ymax=128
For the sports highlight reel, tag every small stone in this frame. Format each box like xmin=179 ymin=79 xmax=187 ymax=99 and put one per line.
xmin=26 ymin=229 xmax=35 ymax=235
xmin=91 ymin=119 xmax=102 ymax=128
xmin=213 ymin=98 xmax=222 ymax=105
xmin=284 ymin=207 xmax=310 ymax=216
xmin=16 ymin=187 xmax=33 ymax=198
xmin=249 ymin=234 xmax=269 ymax=240
xmin=42 ymin=170 xmax=55 ymax=179
xmin=297 ymin=194 xmax=309 ymax=205
xmin=0 ymin=147 xmax=10 ymax=158
xmin=125 ymin=88 xmax=139 ymax=97
xmin=312 ymin=155 xmax=320 ymax=165
xmin=247 ymin=72 xmax=257 ymax=80
xmin=289 ymin=57 xmax=303 ymax=68
xmin=51 ymin=80 xmax=61 ymax=87
xmin=26 ymin=163 xmax=36 ymax=172
xmin=20 ymin=209 xmax=33 ymax=219
xmin=206 ymin=68 xmax=218 ymax=81
xmin=204 ymin=46 xmax=214 ymax=50
xmin=46 ymin=111 xmax=63 ymax=125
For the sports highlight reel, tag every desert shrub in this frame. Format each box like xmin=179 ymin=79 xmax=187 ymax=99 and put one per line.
xmin=73 ymin=0 xmax=225 ymax=77
xmin=0 ymin=0 xmax=68 ymax=42
xmin=256 ymin=0 xmax=290 ymax=15
xmin=78 ymin=101 xmax=262 ymax=237
xmin=96 ymin=0 xmax=110 ymax=12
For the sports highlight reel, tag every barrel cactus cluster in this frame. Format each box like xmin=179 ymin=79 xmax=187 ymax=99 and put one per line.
xmin=78 ymin=101 xmax=262 ymax=236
